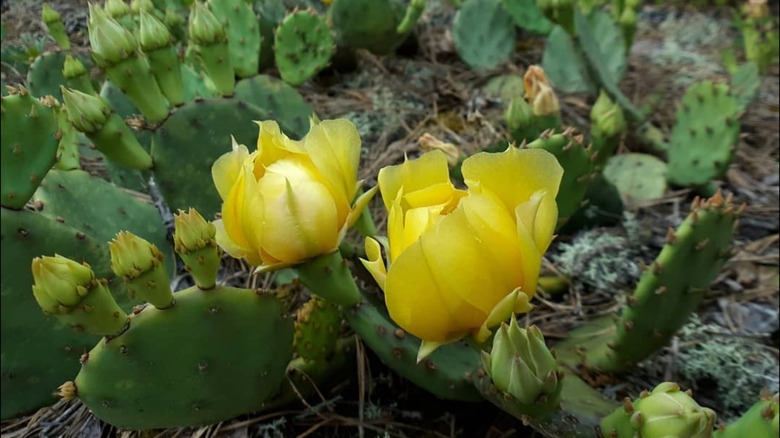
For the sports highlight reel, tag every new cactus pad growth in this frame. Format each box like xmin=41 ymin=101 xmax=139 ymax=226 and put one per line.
xmin=208 ymin=0 xmax=261 ymax=78
xmin=274 ymin=10 xmax=334 ymax=86
xmin=41 ymin=3 xmax=70 ymax=49
xmin=188 ymin=1 xmax=235 ymax=96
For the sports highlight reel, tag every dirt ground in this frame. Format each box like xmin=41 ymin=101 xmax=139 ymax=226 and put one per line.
xmin=1 ymin=0 xmax=778 ymax=437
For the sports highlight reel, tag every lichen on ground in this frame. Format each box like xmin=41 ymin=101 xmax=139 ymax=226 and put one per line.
xmin=676 ymin=314 xmax=780 ymax=420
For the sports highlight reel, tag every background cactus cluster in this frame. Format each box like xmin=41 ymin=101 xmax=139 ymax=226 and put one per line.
xmin=0 ymin=0 xmax=777 ymax=436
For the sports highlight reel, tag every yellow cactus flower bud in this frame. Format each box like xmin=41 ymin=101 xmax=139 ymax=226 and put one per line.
xmin=211 ymin=118 xmax=375 ymax=272
xmin=62 ymin=55 xmax=87 ymax=79
xmin=530 ymin=83 xmax=560 ymax=116
xmin=108 ymin=231 xmax=173 ymax=308
xmin=361 ymin=145 xmax=563 ymax=357
xmin=418 ymin=133 xmax=461 ymax=167
xmin=131 ymin=0 xmax=155 ymax=14
xmin=174 ymin=208 xmax=221 ymax=289
xmin=31 ymin=255 xmax=128 ymax=335
xmin=58 ymin=381 xmax=78 ymax=400
xmin=139 ymin=10 xmax=172 ymax=52
xmin=523 ymin=65 xmax=551 ymax=103
xmin=105 ymin=0 xmax=131 ymax=20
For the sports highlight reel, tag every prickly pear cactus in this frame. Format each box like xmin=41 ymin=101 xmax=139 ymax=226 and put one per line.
xmin=294 ymin=295 xmax=342 ymax=362
xmin=503 ymin=0 xmax=553 ymax=35
xmin=67 ymin=285 xmax=294 ymax=429
xmin=208 ymin=0 xmax=261 ymax=78
xmin=274 ymin=10 xmax=334 ymax=86
xmin=27 ymin=51 xmax=67 ymax=100
xmin=666 ymin=81 xmax=741 ymax=189
xmin=603 ymin=153 xmax=668 ymax=208
xmin=232 ymin=74 xmax=314 ymax=139
xmin=0 ymin=209 xmax=111 ymax=419
xmin=559 ymin=192 xmax=739 ymax=372
xmin=1 ymin=91 xmax=60 ymax=209
xmin=330 ymin=0 xmax=408 ymax=55
xmin=150 ymin=98 xmax=270 ymax=217
xmin=526 ymin=128 xmax=596 ymax=228
xmin=453 ymin=0 xmax=515 ymax=71
xmin=344 ymin=290 xmax=483 ymax=402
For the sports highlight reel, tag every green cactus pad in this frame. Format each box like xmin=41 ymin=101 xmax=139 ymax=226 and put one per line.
xmin=27 ymin=51 xmax=67 ymax=100
xmin=666 ymin=81 xmax=741 ymax=188
xmin=294 ymin=295 xmax=343 ymax=362
xmin=233 ymin=74 xmax=314 ymax=139
xmin=330 ymin=0 xmax=408 ymax=55
xmin=503 ymin=0 xmax=553 ymax=35
xmin=345 ymin=290 xmax=483 ymax=402
xmin=1 ymin=93 xmax=60 ymax=209
xmin=208 ymin=0 xmax=261 ymax=78
xmin=30 ymin=169 xmax=172 ymax=276
xmin=603 ymin=153 xmax=668 ymax=208
xmin=452 ymin=0 xmax=515 ymax=71
xmin=150 ymin=98 xmax=269 ymax=218
xmin=274 ymin=11 xmax=334 ymax=86
xmin=526 ymin=128 xmax=596 ymax=228
xmin=73 ymin=286 xmax=294 ymax=429
xmin=715 ymin=394 xmax=779 ymax=438
xmin=558 ymin=192 xmax=738 ymax=371
xmin=0 ymin=208 xmax=109 ymax=419
xmin=181 ymin=64 xmax=221 ymax=102
xmin=542 ymin=10 xmax=626 ymax=95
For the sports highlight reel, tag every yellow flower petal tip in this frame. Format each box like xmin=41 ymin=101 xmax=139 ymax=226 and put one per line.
xmin=416 ymin=340 xmax=446 ymax=363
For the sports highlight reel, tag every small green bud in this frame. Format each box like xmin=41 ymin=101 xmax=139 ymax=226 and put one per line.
xmin=139 ymin=10 xmax=172 ymax=51
xmin=62 ymin=55 xmax=88 ymax=79
xmin=104 ymin=0 xmax=131 ymax=20
xmin=188 ymin=1 xmax=225 ymax=45
xmin=88 ymin=3 xmax=138 ymax=64
xmin=31 ymin=255 xmax=128 ymax=336
xmin=131 ymin=0 xmax=156 ymax=14
xmin=108 ymin=231 xmax=173 ymax=308
xmin=41 ymin=3 xmax=62 ymax=25
xmin=108 ymin=231 xmax=164 ymax=280
xmin=173 ymin=208 xmax=221 ymax=289
xmin=163 ymin=6 xmax=185 ymax=29
xmin=601 ymin=382 xmax=716 ymax=438
xmin=60 ymin=87 xmax=111 ymax=133
xmin=591 ymin=90 xmax=626 ymax=138
xmin=481 ymin=319 xmax=561 ymax=407
xmin=505 ymin=97 xmax=534 ymax=133
xmin=173 ymin=208 xmax=216 ymax=253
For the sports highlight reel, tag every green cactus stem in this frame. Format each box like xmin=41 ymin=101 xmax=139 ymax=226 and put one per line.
xmin=31 ymin=255 xmax=129 ymax=336
xmin=42 ymin=3 xmax=71 ymax=49
xmin=294 ymin=250 xmax=361 ymax=308
xmin=397 ymin=0 xmax=425 ymax=34
xmin=600 ymin=382 xmax=717 ymax=438
xmin=109 ymin=232 xmax=174 ymax=309
xmin=173 ymin=208 xmax=221 ymax=290
xmin=88 ymin=3 xmax=171 ymax=123
xmin=61 ymin=87 xmax=153 ymax=169
xmin=188 ymin=1 xmax=234 ymax=96
xmin=139 ymin=11 xmax=185 ymax=106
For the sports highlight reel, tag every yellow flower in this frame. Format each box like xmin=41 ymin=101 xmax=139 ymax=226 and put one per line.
xmin=211 ymin=118 xmax=375 ymax=271
xmin=361 ymin=146 xmax=562 ymax=356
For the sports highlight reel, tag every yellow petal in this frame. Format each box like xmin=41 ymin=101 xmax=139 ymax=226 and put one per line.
xmin=360 ymin=237 xmax=387 ymax=290
xmin=259 ymin=173 xmax=340 ymax=263
xmin=254 ymin=120 xmax=304 ymax=171
xmin=302 ymin=119 xmax=361 ymax=209
xmin=514 ymin=203 xmax=543 ymax=299
xmin=211 ymin=137 xmax=250 ymax=200
xmin=377 ymin=150 xmax=452 ymax=212
xmin=461 ymin=147 xmax=563 ymax=218
xmin=417 ymin=194 xmax=523 ymax=315
xmin=213 ymin=219 xmax=263 ymax=266
xmin=515 ymin=189 xmax=558 ymax=253
xmin=385 ymin=238 xmax=486 ymax=342
xmin=346 ymin=184 xmax=379 ymax=228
